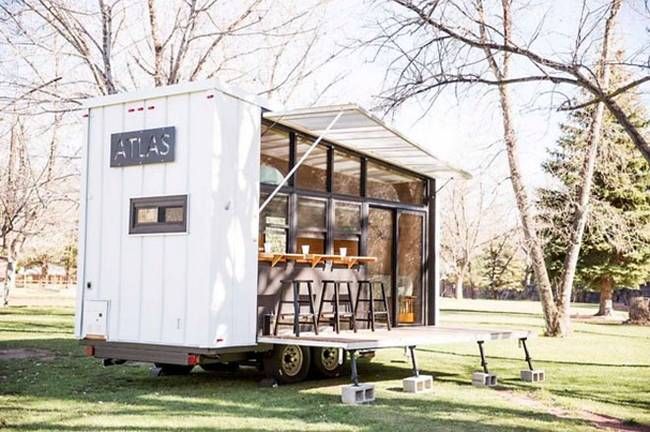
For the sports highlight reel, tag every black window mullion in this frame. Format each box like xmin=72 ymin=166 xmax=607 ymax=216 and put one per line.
xmin=288 ymin=132 xmax=296 ymax=187
xmin=360 ymin=157 xmax=367 ymax=198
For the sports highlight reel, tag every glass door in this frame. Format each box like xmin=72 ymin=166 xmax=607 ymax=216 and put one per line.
xmin=396 ymin=211 xmax=424 ymax=325
xmin=367 ymin=207 xmax=394 ymax=325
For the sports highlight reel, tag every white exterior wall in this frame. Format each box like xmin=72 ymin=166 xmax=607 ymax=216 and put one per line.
xmin=76 ymin=82 xmax=261 ymax=349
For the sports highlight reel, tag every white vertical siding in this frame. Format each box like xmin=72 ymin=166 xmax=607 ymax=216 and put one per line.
xmin=78 ymin=82 xmax=261 ymax=349
xmin=117 ymin=101 xmax=145 ymax=342
xmin=161 ymin=93 xmax=191 ymax=345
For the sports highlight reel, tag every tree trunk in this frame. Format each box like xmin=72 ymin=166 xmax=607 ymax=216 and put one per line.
xmin=555 ymin=0 xmax=621 ymax=332
xmin=455 ymin=262 xmax=467 ymax=299
xmin=477 ymin=0 xmax=562 ymax=335
xmin=2 ymin=254 xmax=16 ymax=307
xmin=596 ymin=276 xmax=614 ymax=316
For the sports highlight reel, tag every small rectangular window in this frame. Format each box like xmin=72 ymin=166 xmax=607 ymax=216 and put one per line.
xmin=129 ymin=195 xmax=188 ymax=234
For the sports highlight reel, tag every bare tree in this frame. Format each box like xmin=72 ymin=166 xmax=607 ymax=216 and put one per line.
xmin=371 ymin=0 xmax=636 ymax=335
xmin=0 ymin=116 xmax=72 ymax=306
xmin=441 ymin=178 xmax=505 ymax=298
xmin=1 ymin=0 xmax=347 ymax=108
xmin=374 ymin=0 xmax=650 ymax=163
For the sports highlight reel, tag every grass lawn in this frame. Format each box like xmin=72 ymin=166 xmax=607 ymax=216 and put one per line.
xmin=1 ymin=300 xmax=649 ymax=431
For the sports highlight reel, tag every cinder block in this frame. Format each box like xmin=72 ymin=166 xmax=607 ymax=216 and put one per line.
xmin=472 ymin=372 xmax=497 ymax=387
xmin=403 ymin=375 xmax=433 ymax=393
xmin=341 ymin=383 xmax=375 ymax=404
xmin=520 ymin=369 xmax=545 ymax=382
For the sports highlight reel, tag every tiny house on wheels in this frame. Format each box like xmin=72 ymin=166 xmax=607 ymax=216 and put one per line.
xmin=76 ymin=81 xmax=541 ymax=396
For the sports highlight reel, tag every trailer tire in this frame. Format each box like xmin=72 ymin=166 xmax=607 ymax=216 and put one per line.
xmin=264 ymin=344 xmax=311 ymax=384
xmin=311 ymin=347 xmax=345 ymax=378
xmin=154 ymin=363 xmax=194 ymax=375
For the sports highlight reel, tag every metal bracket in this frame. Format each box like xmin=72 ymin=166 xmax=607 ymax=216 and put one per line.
xmin=477 ymin=341 xmax=489 ymax=374
xmin=519 ymin=337 xmax=534 ymax=371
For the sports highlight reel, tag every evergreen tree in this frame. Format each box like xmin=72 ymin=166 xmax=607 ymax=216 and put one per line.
xmin=538 ymin=55 xmax=650 ymax=316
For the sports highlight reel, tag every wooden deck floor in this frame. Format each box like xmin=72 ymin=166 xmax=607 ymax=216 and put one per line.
xmin=257 ymin=326 xmax=533 ymax=350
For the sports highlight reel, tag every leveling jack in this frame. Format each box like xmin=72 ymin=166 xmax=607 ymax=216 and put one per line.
xmin=402 ymin=345 xmax=433 ymax=393
xmin=472 ymin=341 xmax=497 ymax=387
xmin=341 ymin=350 xmax=375 ymax=404
xmin=519 ymin=337 xmax=545 ymax=383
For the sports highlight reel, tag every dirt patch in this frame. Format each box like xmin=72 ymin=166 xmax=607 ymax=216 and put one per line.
xmin=498 ymin=390 xmax=647 ymax=432
xmin=0 ymin=348 xmax=54 ymax=361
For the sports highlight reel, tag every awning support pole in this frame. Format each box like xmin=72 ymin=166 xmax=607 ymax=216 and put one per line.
xmin=259 ymin=110 xmax=344 ymax=213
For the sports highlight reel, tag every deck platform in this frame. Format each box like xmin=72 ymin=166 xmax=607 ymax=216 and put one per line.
xmin=258 ymin=326 xmax=533 ymax=350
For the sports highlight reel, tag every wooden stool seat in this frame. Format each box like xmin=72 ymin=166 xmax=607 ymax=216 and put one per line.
xmin=273 ymin=280 xmax=319 ymax=336
xmin=317 ymin=280 xmax=357 ymax=334
xmin=354 ymin=280 xmax=391 ymax=331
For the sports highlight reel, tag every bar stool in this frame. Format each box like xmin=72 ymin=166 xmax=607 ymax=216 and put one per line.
xmin=354 ymin=280 xmax=391 ymax=331
xmin=317 ymin=280 xmax=357 ymax=334
xmin=273 ymin=279 xmax=319 ymax=337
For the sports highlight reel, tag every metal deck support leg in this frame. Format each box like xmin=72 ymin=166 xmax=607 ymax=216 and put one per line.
xmin=403 ymin=345 xmax=433 ymax=393
xmin=519 ymin=337 xmax=545 ymax=382
xmin=350 ymin=350 xmax=359 ymax=386
xmin=472 ymin=340 xmax=497 ymax=387
xmin=341 ymin=349 xmax=375 ymax=404
xmin=477 ymin=341 xmax=489 ymax=374
xmin=409 ymin=345 xmax=419 ymax=377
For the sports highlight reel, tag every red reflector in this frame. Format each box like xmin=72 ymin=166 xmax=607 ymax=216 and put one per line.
xmin=187 ymin=354 xmax=199 ymax=365
xmin=84 ymin=346 xmax=95 ymax=357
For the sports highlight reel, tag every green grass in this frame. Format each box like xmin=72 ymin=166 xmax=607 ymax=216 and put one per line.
xmin=1 ymin=301 xmax=649 ymax=431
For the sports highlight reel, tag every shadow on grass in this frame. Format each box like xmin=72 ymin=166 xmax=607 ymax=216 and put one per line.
xmin=417 ymin=347 xmax=650 ymax=368
xmin=0 ymin=338 xmax=605 ymax=432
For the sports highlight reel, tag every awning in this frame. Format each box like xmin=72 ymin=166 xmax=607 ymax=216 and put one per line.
xmin=263 ymin=104 xmax=471 ymax=180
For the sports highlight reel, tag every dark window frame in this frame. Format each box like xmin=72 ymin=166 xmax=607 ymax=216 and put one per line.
xmin=129 ymin=195 xmax=188 ymax=234
xmin=259 ymin=120 xmax=436 ymax=325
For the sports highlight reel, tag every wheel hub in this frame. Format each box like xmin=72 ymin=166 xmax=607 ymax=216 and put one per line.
xmin=321 ymin=348 xmax=340 ymax=371
xmin=281 ymin=345 xmax=303 ymax=376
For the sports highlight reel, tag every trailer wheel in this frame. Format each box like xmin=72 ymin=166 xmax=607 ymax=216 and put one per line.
xmin=154 ymin=363 xmax=194 ymax=375
xmin=311 ymin=347 xmax=345 ymax=378
xmin=264 ymin=344 xmax=311 ymax=384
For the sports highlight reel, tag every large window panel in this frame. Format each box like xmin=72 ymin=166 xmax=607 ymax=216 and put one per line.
xmin=334 ymin=201 xmax=361 ymax=256
xmin=295 ymin=136 xmax=328 ymax=192
xmin=260 ymin=125 xmax=290 ymax=185
xmin=366 ymin=161 xmax=425 ymax=205
xmin=259 ymin=193 xmax=288 ymax=253
xmin=297 ymin=197 xmax=326 ymax=254
xmin=333 ymin=150 xmax=360 ymax=196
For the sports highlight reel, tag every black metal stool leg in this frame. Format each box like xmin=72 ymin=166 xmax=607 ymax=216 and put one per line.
xmin=293 ymin=282 xmax=300 ymax=337
xmin=273 ymin=287 xmax=283 ymax=336
xmin=316 ymin=281 xmax=328 ymax=328
xmin=368 ymin=282 xmax=375 ymax=331
xmin=307 ymin=281 xmax=318 ymax=335
xmin=380 ymin=282 xmax=391 ymax=330
xmin=347 ymin=281 xmax=357 ymax=332
xmin=334 ymin=282 xmax=341 ymax=334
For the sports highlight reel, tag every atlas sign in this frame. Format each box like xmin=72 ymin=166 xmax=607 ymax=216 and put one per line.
xmin=110 ymin=126 xmax=175 ymax=167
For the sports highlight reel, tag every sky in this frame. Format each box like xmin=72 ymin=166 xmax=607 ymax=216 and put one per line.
xmin=290 ymin=0 xmax=650 ymax=196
